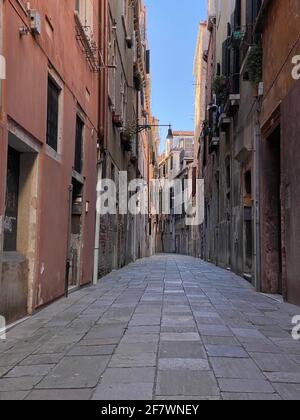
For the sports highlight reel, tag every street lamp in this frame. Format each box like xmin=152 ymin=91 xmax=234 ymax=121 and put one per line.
xmin=166 ymin=126 xmax=173 ymax=141
xmin=137 ymin=123 xmax=173 ymax=135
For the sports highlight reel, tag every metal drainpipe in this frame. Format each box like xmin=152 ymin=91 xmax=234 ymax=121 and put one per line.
xmin=93 ymin=160 xmax=103 ymax=285
xmin=93 ymin=0 xmax=107 ymax=285
xmin=65 ymin=184 xmax=73 ymax=297
xmin=133 ymin=87 xmax=139 ymax=261
xmin=0 ymin=0 xmax=6 ymax=304
xmin=254 ymin=99 xmax=261 ymax=292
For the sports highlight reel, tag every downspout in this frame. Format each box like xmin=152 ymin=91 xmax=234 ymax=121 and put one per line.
xmin=148 ymin=122 xmax=151 ymax=256
xmin=0 ymin=0 xmax=5 ymax=304
xmin=93 ymin=0 xmax=108 ymax=285
xmin=254 ymin=98 xmax=261 ymax=292
xmin=133 ymin=88 xmax=139 ymax=261
xmin=65 ymin=184 xmax=73 ymax=295
xmin=93 ymin=161 xmax=102 ymax=285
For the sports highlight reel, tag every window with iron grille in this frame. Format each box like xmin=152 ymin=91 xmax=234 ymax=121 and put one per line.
xmin=46 ymin=77 xmax=60 ymax=151
xmin=74 ymin=115 xmax=84 ymax=174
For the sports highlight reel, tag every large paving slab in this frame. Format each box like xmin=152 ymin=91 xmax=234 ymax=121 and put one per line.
xmin=0 ymin=254 xmax=300 ymax=400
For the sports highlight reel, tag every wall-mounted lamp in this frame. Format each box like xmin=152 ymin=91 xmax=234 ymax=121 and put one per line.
xmin=137 ymin=123 xmax=173 ymax=135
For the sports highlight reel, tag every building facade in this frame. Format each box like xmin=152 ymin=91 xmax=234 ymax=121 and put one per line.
xmin=0 ymin=0 xmax=101 ymax=323
xmin=258 ymin=0 xmax=300 ymax=305
xmin=201 ymin=0 xmax=262 ymax=289
xmin=96 ymin=0 xmax=153 ymax=278
xmin=198 ymin=0 xmax=300 ymax=305
xmin=157 ymin=131 xmax=195 ymax=255
xmin=0 ymin=0 xmax=156 ymax=325
xmin=193 ymin=21 xmax=209 ymax=258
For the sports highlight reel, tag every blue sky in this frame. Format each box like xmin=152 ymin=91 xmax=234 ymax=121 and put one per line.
xmin=144 ymin=0 xmax=206 ymax=150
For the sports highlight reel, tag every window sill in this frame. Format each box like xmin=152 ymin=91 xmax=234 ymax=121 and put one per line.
xmin=45 ymin=144 xmax=61 ymax=163
xmin=72 ymin=170 xmax=85 ymax=185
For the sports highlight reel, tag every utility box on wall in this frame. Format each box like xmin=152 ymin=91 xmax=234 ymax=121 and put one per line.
xmin=29 ymin=10 xmax=41 ymax=35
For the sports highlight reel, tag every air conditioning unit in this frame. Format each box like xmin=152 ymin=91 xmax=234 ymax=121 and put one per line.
xmin=29 ymin=10 xmax=41 ymax=35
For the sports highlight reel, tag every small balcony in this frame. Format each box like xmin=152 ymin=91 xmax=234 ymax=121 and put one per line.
xmin=74 ymin=12 xmax=99 ymax=72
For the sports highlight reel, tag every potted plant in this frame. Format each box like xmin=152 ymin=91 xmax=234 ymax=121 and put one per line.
xmin=246 ymin=43 xmax=262 ymax=88
xmin=112 ymin=112 xmax=124 ymax=128
xmin=212 ymin=75 xmax=230 ymax=105
xmin=133 ymin=67 xmax=143 ymax=92
xmin=230 ymin=30 xmax=244 ymax=48
xmin=121 ymin=122 xmax=136 ymax=152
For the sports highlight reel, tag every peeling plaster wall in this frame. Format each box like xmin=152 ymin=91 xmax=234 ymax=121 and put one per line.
xmin=2 ymin=0 xmax=99 ymax=317
xmin=0 ymin=253 xmax=28 ymax=324
xmin=280 ymin=84 xmax=300 ymax=306
xmin=260 ymin=0 xmax=300 ymax=304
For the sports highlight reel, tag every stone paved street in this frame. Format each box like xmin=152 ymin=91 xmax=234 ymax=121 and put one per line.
xmin=1 ymin=254 xmax=300 ymax=400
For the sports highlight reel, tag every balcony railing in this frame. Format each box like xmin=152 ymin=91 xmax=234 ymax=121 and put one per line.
xmin=74 ymin=12 xmax=99 ymax=72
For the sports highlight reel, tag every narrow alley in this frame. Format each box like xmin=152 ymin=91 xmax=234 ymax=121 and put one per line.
xmin=1 ymin=254 xmax=300 ymax=401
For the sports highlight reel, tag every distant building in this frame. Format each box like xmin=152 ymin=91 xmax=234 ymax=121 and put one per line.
xmin=193 ymin=20 xmax=209 ymax=258
xmin=157 ymin=131 xmax=195 ymax=255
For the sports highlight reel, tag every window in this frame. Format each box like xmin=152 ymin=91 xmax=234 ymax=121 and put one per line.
xmin=159 ymin=189 xmax=163 ymax=214
xmin=120 ymin=74 xmax=127 ymax=121
xmin=234 ymin=0 xmax=242 ymax=31
xmin=74 ymin=116 xmax=84 ymax=174
xmin=46 ymin=77 xmax=60 ymax=151
xmin=108 ymin=33 xmax=117 ymax=107
xmin=4 ymin=147 xmax=20 ymax=252
xmin=111 ymin=163 xmax=116 ymax=182
xmin=75 ymin=0 xmax=93 ymax=30
xmin=246 ymin=0 xmax=263 ymax=27
xmin=245 ymin=170 xmax=252 ymax=196
xmin=170 ymin=187 xmax=174 ymax=211
xmin=192 ymin=167 xmax=197 ymax=197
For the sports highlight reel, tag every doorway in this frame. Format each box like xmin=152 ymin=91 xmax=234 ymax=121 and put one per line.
xmin=264 ymin=125 xmax=282 ymax=294
xmin=67 ymin=178 xmax=84 ymax=290
xmin=244 ymin=169 xmax=253 ymax=278
xmin=4 ymin=147 xmax=20 ymax=251
xmin=1 ymin=131 xmax=39 ymax=323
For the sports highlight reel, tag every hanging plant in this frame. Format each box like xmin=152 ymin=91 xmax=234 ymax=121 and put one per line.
xmin=212 ymin=75 xmax=230 ymax=105
xmin=121 ymin=122 xmax=136 ymax=152
xmin=246 ymin=43 xmax=262 ymax=87
xmin=133 ymin=68 xmax=143 ymax=91
xmin=230 ymin=30 xmax=244 ymax=48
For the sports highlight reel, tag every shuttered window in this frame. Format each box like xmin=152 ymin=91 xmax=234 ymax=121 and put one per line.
xmin=46 ymin=77 xmax=60 ymax=151
xmin=74 ymin=116 xmax=84 ymax=174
